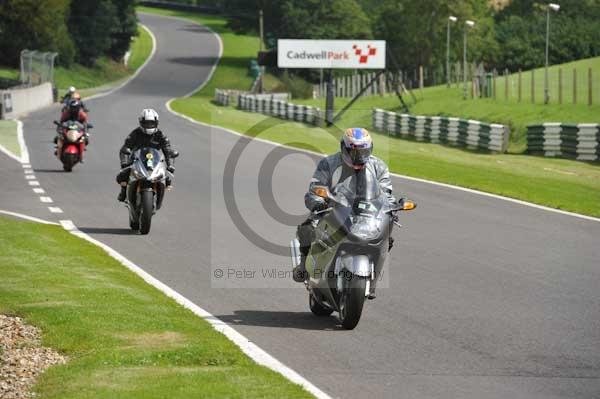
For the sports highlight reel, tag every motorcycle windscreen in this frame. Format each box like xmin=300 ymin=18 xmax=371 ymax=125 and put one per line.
xmin=333 ymin=167 xmax=382 ymax=206
xmin=135 ymin=147 xmax=162 ymax=170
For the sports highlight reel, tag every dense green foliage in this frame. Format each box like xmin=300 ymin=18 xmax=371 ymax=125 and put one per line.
xmin=206 ymin=0 xmax=600 ymax=73
xmin=0 ymin=0 xmax=137 ymax=67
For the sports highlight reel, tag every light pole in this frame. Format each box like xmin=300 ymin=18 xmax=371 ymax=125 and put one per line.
xmin=463 ymin=20 xmax=475 ymax=100
xmin=544 ymin=3 xmax=560 ymax=104
xmin=447 ymin=16 xmax=457 ymax=87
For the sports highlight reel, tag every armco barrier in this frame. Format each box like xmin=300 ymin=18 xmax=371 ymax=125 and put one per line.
xmin=527 ymin=123 xmax=600 ymax=161
xmin=372 ymin=108 xmax=510 ymax=153
xmin=237 ymin=94 xmax=321 ymax=126
xmin=214 ymin=89 xmax=290 ymax=107
xmin=0 ymin=82 xmax=53 ymax=120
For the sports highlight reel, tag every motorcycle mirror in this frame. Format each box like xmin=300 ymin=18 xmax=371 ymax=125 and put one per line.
xmin=53 ymin=120 xmax=60 ymax=126
xmin=87 ymin=123 xmax=94 ymax=129
xmin=311 ymin=185 xmax=331 ymax=200
xmin=170 ymin=150 xmax=179 ymax=159
xmin=401 ymin=199 xmax=416 ymax=211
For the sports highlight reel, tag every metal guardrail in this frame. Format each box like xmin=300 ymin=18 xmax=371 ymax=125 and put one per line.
xmin=527 ymin=123 xmax=600 ymax=161
xmin=237 ymin=94 xmax=322 ymax=126
xmin=372 ymin=108 xmax=510 ymax=153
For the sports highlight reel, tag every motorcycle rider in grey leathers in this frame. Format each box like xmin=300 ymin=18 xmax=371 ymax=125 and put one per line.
xmin=293 ymin=128 xmax=397 ymax=298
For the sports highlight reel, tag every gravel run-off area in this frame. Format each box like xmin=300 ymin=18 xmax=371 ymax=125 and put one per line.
xmin=0 ymin=315 xmax=66 ymax=399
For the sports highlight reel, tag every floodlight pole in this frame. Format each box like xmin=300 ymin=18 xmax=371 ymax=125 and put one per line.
xmin=545 ymin=3 xmax=560 ymax=104
xmin=463 ymin=20 xmax=475 ymax=100
xmin=447 ymin=16 xmax=457 ymax=87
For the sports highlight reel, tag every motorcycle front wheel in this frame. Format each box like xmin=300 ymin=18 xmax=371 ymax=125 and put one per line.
xmin=139 ymin=190 xmax=154 ymax=235
xmin=338 ymin=275 xmax=367 ymax=330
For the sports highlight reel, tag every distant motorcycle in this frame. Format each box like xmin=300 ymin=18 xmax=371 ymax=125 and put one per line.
xmin=53 ymin=120 xmax=92 ymax=172
xmin=121 ymin=147 xmax=178 ymax=235
xmin=291 ymin=168 xmax=416 ymax=329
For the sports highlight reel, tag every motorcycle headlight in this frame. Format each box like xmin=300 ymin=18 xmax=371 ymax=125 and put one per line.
xmin=350 ymin=216 xmax=381 ymax=240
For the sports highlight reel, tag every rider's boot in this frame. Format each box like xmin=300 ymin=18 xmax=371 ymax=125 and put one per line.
xmin=292 ymin=255 xmax=308 ymax=283
xmin=117 ymin=185 xmax=127 ymax=202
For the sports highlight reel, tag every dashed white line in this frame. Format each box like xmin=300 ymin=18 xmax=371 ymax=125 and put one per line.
xmin=24 ymin=169 xmax=34 ymax=174
xmin=28 ymin=181 xmax=40 ymax=186
xmin=25 ymin=174 xmax=36 ymax=180
xmin=48 ymin=207 xmax=63 ymax=214
xmin=21 ymin=164 xmax=31 ymax=168
xmin=40 ymin=197 xmax=53 ymax=203
xmin=32 ymin=188 xmax=45 ymax=194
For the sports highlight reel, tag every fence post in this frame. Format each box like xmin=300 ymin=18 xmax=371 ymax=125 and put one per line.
xmin=505 ymin=69 xmax=509 ymax=101
xmin=588 ymin=68 xmax=592 ymax=106
xmin=558 ymin=68 xmax=562 ymax=104
xmin=493 ymin=69 xmax=497 ymax=100
xmin=573 ymin=68 xmax=577 ymax=105
xmin=531 ymin=69 xmax=535 ymax=103
xmin=518 ymin=69 xmax=522 ymax=102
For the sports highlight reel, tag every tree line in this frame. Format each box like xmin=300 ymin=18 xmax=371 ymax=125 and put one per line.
xmin=0 ymin=0 xmax=137 ymax=68
xmin=176 ymin=0 xmax=600 ymax=72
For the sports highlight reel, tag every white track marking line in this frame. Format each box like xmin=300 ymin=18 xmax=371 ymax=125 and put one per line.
xmin=28 ymin=181 xmax=40 ymax=186
xmin=48 ymin=207 xmax=63 ymax=214
xmin=33 ymin=188 xmax=45 ymax=194
xmin=0 ymin=210 xmax=58 ymax=225
xmin=17 ymin=120 xmax=30 ymax=164
xmin=40 ymin=197 xmax=53 ymax=203
xmin=57 ymin=218 xmax=330 ymax=399
xmin=84 ymin=24 xmax=157 ymax=103
xmin=22 ymin=163 xmax=31 ymax=168
xmin=24 ymin=169 xmax=34 ymax=174
xmin=25 ymin=174 xmax=36 ymax=180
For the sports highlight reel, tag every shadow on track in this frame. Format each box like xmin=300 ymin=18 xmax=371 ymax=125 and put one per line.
xmin=78 ymin=227 xmax=135 ymax=235
xmin=213 ymin=310 xmax=343 ymax=331
xmin=34 ymin=169 xmax=68 ymax=173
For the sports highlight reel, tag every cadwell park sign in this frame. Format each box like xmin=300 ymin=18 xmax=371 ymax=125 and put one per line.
xmin=277 ymin=40 xmax=386 ymax=69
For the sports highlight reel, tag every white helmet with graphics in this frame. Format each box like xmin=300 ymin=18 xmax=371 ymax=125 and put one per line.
xmin=139 ymin=108 xmax=159 ymax=135
xmin=68 ymin=86 xmax=76 ymax=94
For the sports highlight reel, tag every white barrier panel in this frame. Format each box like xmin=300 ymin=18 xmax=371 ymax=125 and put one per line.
xmin=1 ymin=83 xmax=53 ymax=119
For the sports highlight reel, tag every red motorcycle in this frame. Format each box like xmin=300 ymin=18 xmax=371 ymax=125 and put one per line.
xmin=53 ymin=120 xmax=92 ymax=172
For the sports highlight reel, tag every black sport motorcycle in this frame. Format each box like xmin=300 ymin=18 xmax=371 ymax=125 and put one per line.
xmin=121 ymin=147 xmax=178 ymax=234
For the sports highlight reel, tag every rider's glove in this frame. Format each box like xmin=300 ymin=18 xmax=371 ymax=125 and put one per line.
xmin=167 ymin=165 xmax=175 ymax=173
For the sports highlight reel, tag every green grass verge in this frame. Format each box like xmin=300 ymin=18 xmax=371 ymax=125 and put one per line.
xmin=0 ymin=120 xmax=19 ymax=158
xmin=139 ymin=6 xmax=600 ymax=217
xmin=0 ymin=216 xmax=310 ymax=398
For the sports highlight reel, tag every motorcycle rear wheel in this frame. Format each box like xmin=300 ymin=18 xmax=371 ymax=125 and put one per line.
xmin=338 ymin=275 xmax=367 ymax=330
xmin=309 ymin=293 xmax=334 ymax=316
xmin=139 ymin=191 xmax=154 ymax=235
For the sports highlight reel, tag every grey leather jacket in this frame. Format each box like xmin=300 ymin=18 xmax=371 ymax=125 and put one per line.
xmin=304 ymin=153 xmax=396 ymax=211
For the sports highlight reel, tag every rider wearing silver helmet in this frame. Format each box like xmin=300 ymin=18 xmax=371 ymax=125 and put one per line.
xmin=116 ymin=109 xmax=175 ymax=202
xmin=293 ymin=128 xmax=397 ymax=292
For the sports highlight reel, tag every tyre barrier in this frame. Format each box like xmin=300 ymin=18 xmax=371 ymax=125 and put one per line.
xmin=372 ymin=108 xmax=510 ymax=153
xmin=237 ymin=94 xmax=322 ymax=126
xmin=214 ymin=89 xmax=231 ymax=106
xmin=527 ymin=123 xmax=600 ymax=161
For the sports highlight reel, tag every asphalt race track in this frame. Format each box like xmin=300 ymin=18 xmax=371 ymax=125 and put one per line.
xmin=2 ymin=13 xmax=600 ymax=399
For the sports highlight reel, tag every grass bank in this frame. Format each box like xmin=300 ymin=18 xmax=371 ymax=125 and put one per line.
xmin=0 ymin=23 xmax=153 ymax=98
xmin=139 ymin=6 xmax=600 ymax=217
xmin=0 ymin=216 xmax=311 ymax=398
xmin=0 ymin=120 xmax=19 ymax=158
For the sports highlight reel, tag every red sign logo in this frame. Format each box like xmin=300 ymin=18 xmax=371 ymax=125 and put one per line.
xmin=352 ymin=45 xmax=377 ymax=64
